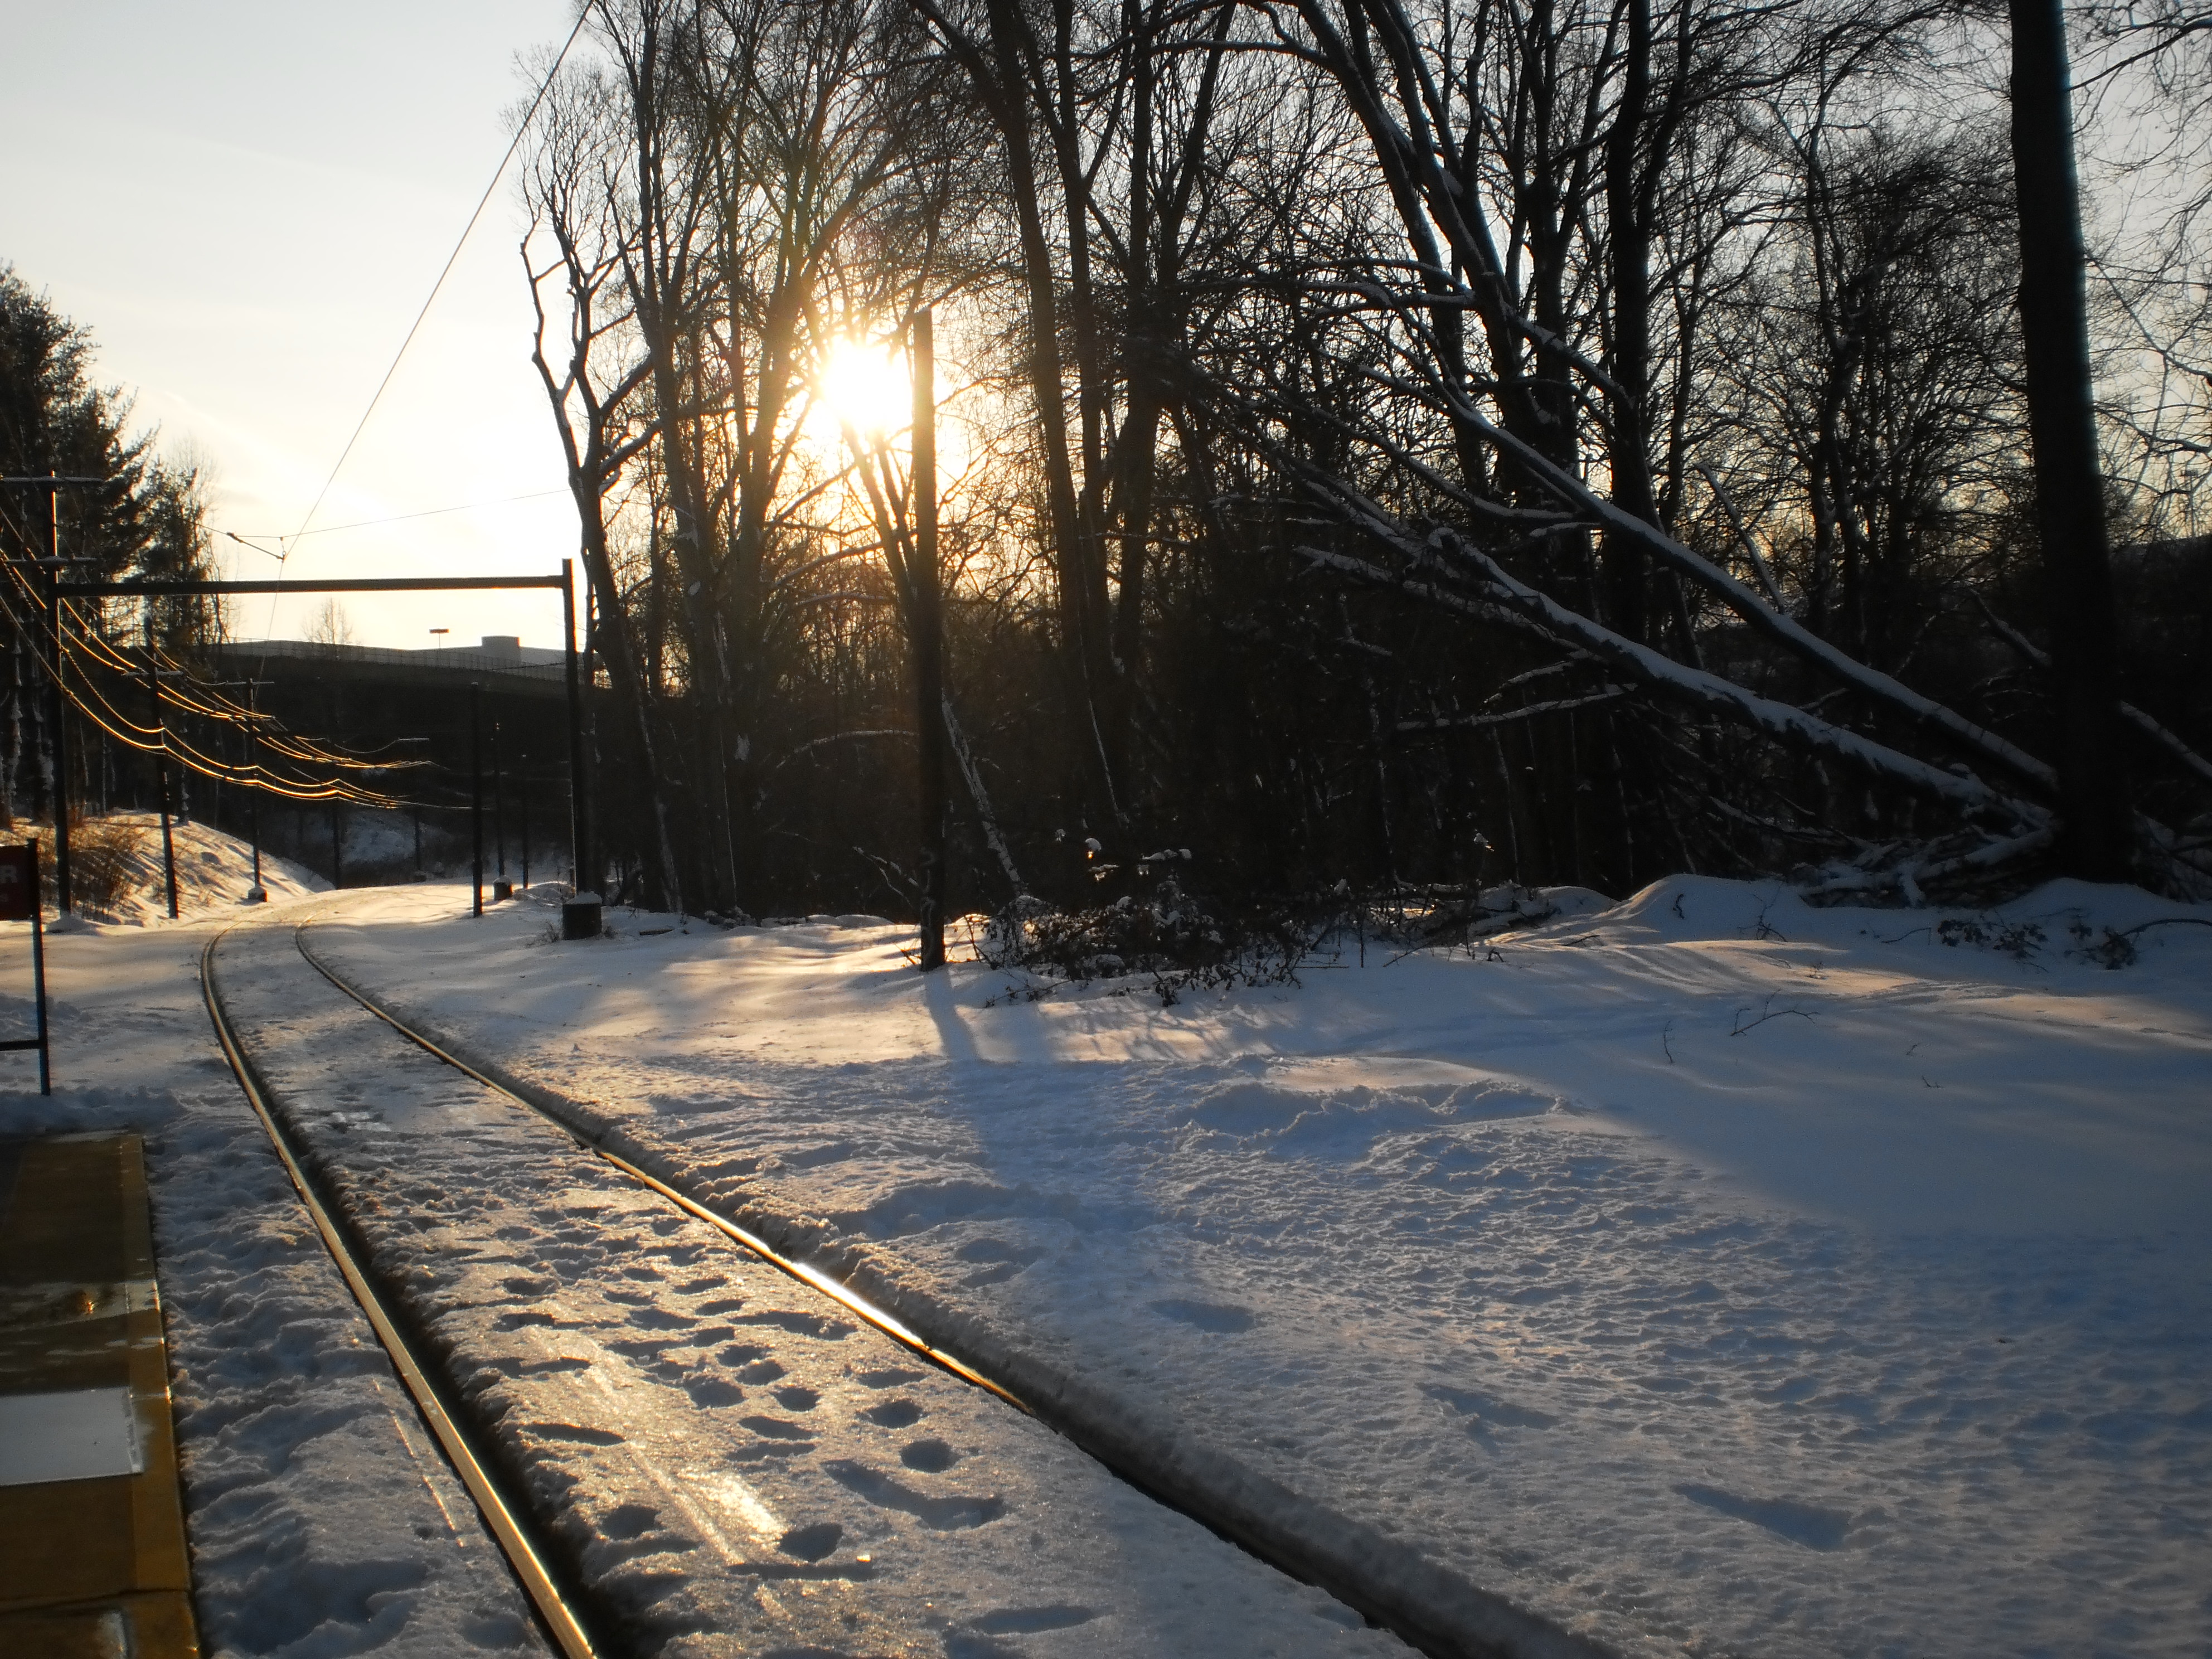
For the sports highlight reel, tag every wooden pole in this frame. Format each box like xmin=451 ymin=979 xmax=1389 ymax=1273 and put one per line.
xmin=30 ymin=838 xmax=48 ymax=1095
xmin=492 ymin=719 xmax=506 ymax=882
xmin=470 ymin=682 xmax=484 ymax=917
xmin=43 ymin=484 xmax=72 ymax=913
xmin=145 ymin=646 xmax=178 ymax=919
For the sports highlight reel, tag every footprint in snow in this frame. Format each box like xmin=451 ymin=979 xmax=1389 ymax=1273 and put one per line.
xmin=596 ymin=1502 xmax=659 ymax=1539
xmin=1675 ymin=1483 xmax=1851 ymax=1550
xmin=1149 ymin=1297 xmax=1254 ymax=1333
xmin=739 ymin=1414 xmax=815 ymax=1441
xmin=685 ymin=1377 xmax=744 ymax=1408
xmin=530 ymin=1422 xmax=625 ymax=1447
xmin=1423 ymin=1384 xmax=1556 ymax=1430
xmin=900 ymin=1438 xmax=958 ymax=1472
xmin=822 ymin=1459 xmax=1005 ymax=1530
xmin=966 ymin=1605 xmax=1097 ymax=1636
xmin=777 ymin=1521 xmax=842 ymax=1562
xmin=957 ymin=1237 xmax=1046 ymax=1287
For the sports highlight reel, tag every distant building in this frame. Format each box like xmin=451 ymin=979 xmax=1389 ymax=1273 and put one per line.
xmin=179 ymin=634 xmax=588 ymax=886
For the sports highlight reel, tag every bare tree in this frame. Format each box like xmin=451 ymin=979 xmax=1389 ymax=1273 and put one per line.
xmin=521 ymin=52 xmax=681 ymax=906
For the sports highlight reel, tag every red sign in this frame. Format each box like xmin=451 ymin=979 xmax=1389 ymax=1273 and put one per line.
xmin=0 ymin=845 xmax=35 ymax=923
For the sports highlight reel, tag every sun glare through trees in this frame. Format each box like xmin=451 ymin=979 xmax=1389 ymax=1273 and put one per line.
xmin=816 ymin=337 xmax=910 ymax=443
xmin=86 ymin=0 xmax=2197 ymax=929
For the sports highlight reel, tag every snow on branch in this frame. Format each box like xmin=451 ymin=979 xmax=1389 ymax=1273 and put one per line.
xmin=1396 ymin=688 xmax=1628 ymax=733
xmin=1443 ymin=405 xmax=2064 ymax=800
xmin=1295 ymin=475 xmax=2049 ymax=829
xmin=1972 ymin=589 xmax=2212 ymax=789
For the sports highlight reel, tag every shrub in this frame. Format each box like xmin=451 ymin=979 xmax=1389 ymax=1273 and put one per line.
xmin=3 ymin=814 xmax=148 ymax=913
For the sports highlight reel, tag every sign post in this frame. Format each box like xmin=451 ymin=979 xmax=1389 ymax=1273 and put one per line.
xmin=0 ymin=841 xmax=53 ymax=1094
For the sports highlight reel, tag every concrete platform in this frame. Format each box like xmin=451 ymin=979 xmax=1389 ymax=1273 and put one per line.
xmin=0 ymin=1132 xmax=199 ymax=1657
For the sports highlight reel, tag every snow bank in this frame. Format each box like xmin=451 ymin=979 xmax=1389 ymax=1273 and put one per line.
xmin=27 ymin=811 xmax=327 ymax=929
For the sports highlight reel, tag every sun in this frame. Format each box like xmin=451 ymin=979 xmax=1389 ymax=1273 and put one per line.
xmin=817 ymin=337 xmax=909 ymax=439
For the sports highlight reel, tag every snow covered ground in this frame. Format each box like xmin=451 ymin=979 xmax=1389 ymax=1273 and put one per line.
xmin=209 ymin=919 xmax=1409 ymax=1658
xmin=0 ymin=832 xmax=1412 ymax=1657
xmin=302 ymin=876 xmax=2212 ymax=1658
xmin=4 ymin=835 xmax=2206 ymax=1657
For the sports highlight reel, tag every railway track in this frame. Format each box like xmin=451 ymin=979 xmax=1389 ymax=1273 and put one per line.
xmin=285 ymin=921 xmax=1025 ymax=1415
xmin=200 ymin=910 xmax=1421 ymax=1659
xmin=202 ymin=923 xmax=602 ymax=1659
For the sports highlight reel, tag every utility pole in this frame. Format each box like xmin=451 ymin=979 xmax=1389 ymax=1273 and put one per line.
xmin=518 ymin=752 xmax=531 ymax=889
xmin=44 ymin=541 xmax=69 ymax=913
xmin=470 ymin=681 xmax=484 ymax=917
xmin=0 ymin=473 xmax=108 ymax=914
xmin=492 ymin=717 xmax=507 ymax=888
xmin=378 ymin=734 xmax=430 ymax=881
xmin=137 ymin=636 xmax=181 ymax=919
xmin=912 ymin=308 xmax=947 ymax=971
xmin=214 ymin=678 xmax=275 ymax=903
xmin=562 ymin=559 xmax=589 ymax=899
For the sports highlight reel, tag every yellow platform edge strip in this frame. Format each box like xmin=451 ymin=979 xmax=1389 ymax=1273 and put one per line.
xmin=0 ymin=1131 xmax=201 ymax=1657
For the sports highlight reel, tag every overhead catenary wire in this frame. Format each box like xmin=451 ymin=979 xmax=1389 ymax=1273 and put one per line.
xmin=0 ymin=562 xmax=415 ymax=808
xmin=279 ymin=11 xmax=591 ymax=550
xmin=6 ymin=19 xmax=595 ymax=827
xmin=227 ymin=488 xmax=569 ymax=548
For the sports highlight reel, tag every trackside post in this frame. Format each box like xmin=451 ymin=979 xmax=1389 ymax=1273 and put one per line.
xmin=0 ymin=840 xmax=53 ymax=1094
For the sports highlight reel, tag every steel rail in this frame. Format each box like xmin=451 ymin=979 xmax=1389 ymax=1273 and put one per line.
xmin=289 ymin=921 xmax=1030 ymax=1415
xmin=198 ymin=927 xmax=604 ymax=1659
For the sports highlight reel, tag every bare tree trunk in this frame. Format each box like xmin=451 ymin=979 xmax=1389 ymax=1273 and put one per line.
xmin=525 ymin=242 xmax=686 ymax=914
xmin=1602 ymin=0 xmax=1658 ymax=643
xmin=607 ymin=0 xmax=741 ymax=910
xmin=932 ymin=0 xmax=1123 ymax=826
xmin=2007 ymin=0 xmax=2132 ymax=879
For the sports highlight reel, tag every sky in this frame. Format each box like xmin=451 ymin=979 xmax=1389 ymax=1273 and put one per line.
xmin=2 ymin=1 xmax=585 ymax=649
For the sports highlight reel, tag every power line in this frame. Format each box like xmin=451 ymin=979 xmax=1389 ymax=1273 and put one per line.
xmin=227 ymin=488 xmax=567 ymax=547
xmin=284 ymin=7 xmax=592 ymax=548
